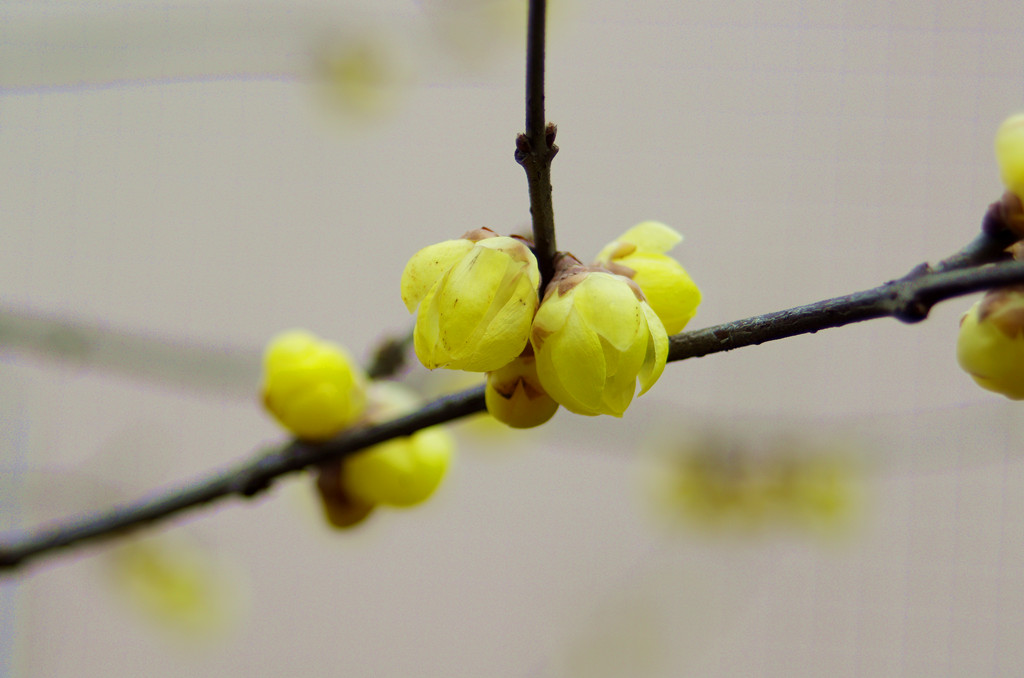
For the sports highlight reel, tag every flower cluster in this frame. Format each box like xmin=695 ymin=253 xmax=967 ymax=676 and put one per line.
xmin=401 ymin=222 xmax=701 ymax=423
xmin=261 ymin=330 xmax=454 ymax=528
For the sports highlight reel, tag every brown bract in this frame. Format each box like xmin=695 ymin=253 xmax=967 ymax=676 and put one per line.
xmin=460 ymin=226 xmax=500 ymax=242
xmin=977 ymin=285 xmax=1024 ymax=338
xmin=1000 ymin=191 xmax=1024 ymax=239
xmin=543 ymin=251 xmax=646 ymax=302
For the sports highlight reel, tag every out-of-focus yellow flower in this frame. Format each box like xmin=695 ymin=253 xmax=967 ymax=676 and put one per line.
xmin=485 ymin=350 xmax=559 ymax=428
xmin=401 ymin=228 xmax=541 ymax=372
xmin=107 ymin=534 xmax=246 ymax=639
xmin=957 ymin=286 xmax=1024 ymax=399
xmin=531 ymin=259 xmax=668 ymax=417
xmin=261 ymin=329 xmax=367 ymax=440
xmin=594 ymin=221 xmax=701 ymax=334
xmin=642 ymin=430 xmax=861 ymax=536
xmin=311 ymin=34 xmax=410 ymax=122
xmin=996 ymin=113 xmax=1024 ymax=200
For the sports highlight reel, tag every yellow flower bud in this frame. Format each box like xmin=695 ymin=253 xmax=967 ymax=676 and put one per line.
xmin=341 ymin=382 xmax=456 ymax=507
xmin=485 ymin=351 xmax=559 ymax=428
xmin=594 ymin=221 xmax=701 ymax=334
xmin=401 ymin=230 xmax=541 ymax=372
xmin=531 ymin=264 xmax=668 ymax=417
xmin=996 ymin=113 xmax=1024 ymax=200
xmin=343 ymin=427 xmax=453 ymax=507
xmin=261 ymin=330 xmax=367 ymax=440
xmin=957 ymin=286 xmax=1024 ymax=399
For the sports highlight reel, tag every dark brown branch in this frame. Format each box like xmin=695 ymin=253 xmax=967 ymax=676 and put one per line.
xmin=5 ymin=224 xmax=1024 ymax=573
xmin=515 ymin=0 xmax=558 ymax=289
xmin=0 ymin=386 xmax=486 ymax=573
xmin=669 ymin=222 xmax=1022 ymax=362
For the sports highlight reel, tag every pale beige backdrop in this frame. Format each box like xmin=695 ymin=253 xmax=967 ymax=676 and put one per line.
xmin=2 ymin=1 xmax=1024 ymax=676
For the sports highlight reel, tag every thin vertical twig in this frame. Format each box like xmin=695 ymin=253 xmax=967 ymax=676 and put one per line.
xmin=516 ymin=0 xmax=558 ymax=290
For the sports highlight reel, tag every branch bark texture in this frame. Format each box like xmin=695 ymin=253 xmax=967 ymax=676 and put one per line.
xmin=516 ymin=0 xmax=558 ymax=289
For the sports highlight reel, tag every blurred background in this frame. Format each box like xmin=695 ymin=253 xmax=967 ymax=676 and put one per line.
xmin=2 ymin=0 xmax=1024 ymax=675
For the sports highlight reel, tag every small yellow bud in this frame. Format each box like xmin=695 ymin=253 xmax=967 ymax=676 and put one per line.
xmin=531 ymin=261 xmax=668 ymax=417
xmin=957 ymin=286 xmax=1024 ymax=399
xmin=343 ymin=427 xmax=453 ymax=507
xmin=996 ymin=113 xmax=1024 ymax=200
xmin=261 ymin=330 xmax=367 ymax=440
xmin=485 ymin=351 xmax=559 ymax=428
xmin=594 ymin=221 xmax=701 ymax=334
xmin=401 ymin=230 xmax=541 ymax=372
xmin=341 ymin=382 xmax=456 ymax=507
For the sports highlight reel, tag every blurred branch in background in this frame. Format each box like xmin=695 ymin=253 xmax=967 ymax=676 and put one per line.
xmin=0 ymin=306 xmax=261 ymax=398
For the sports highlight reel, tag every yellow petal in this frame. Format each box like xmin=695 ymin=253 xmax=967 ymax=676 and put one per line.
xmin=413 ymin=283 xmax=445 ymax=368
xmin=400 ymin=239 xmax=474 ymax=312
xmin=535 ymin=304 xmax=607 ymax=415
xmin=457 ymin=273 xmax=539 ymax=370
xmin=595 ymin=221 xmax=683 ymax=262
xmin=573 ymin=273 xmax=644 ymax=352
xmin=415 ymin=239 xmax=538 ymax=371
xmin=626 ymin=253 xmax=701 ymax=334
xmin=637 ymin=303 xmax=668 ymax=395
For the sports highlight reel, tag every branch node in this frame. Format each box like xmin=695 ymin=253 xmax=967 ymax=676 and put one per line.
xmin=893 ymin=300 xmax=931 ymax=324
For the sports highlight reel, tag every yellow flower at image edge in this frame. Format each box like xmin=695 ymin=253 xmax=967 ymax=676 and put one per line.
xmin=595 ymin=221 xmax=701 ymax=335
xmin=957 ymin=287 xmax=1024 ymax=399
xmin=996 ymin=113 xmax=1024 ymax=200
xmin=531 ymin=266 xmax=668 ymax=417
xmin=401 ymin=230 xmax=541 ymax=372
xmin=261 ymin=330 xmax=367 ymax=440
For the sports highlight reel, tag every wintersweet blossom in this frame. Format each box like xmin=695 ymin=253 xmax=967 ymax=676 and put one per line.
xmin=261 ymin=330 xmax=367 ymax=440
xmin=594 ymin=221 xmax=701 ymax=334
xmin=957 ymin=286 xmax=1024 ymax=399
xmin=401 ymin=228 xmax=541 ymax=372
xmin=531 ymin=255 xmax=668 ymax=417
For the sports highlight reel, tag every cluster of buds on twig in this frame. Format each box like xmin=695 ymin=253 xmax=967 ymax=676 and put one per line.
xmin=260 ymin=330 xmax=454 ymax=528
xmin=400 ymin=221 xmax=701 ymax=425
